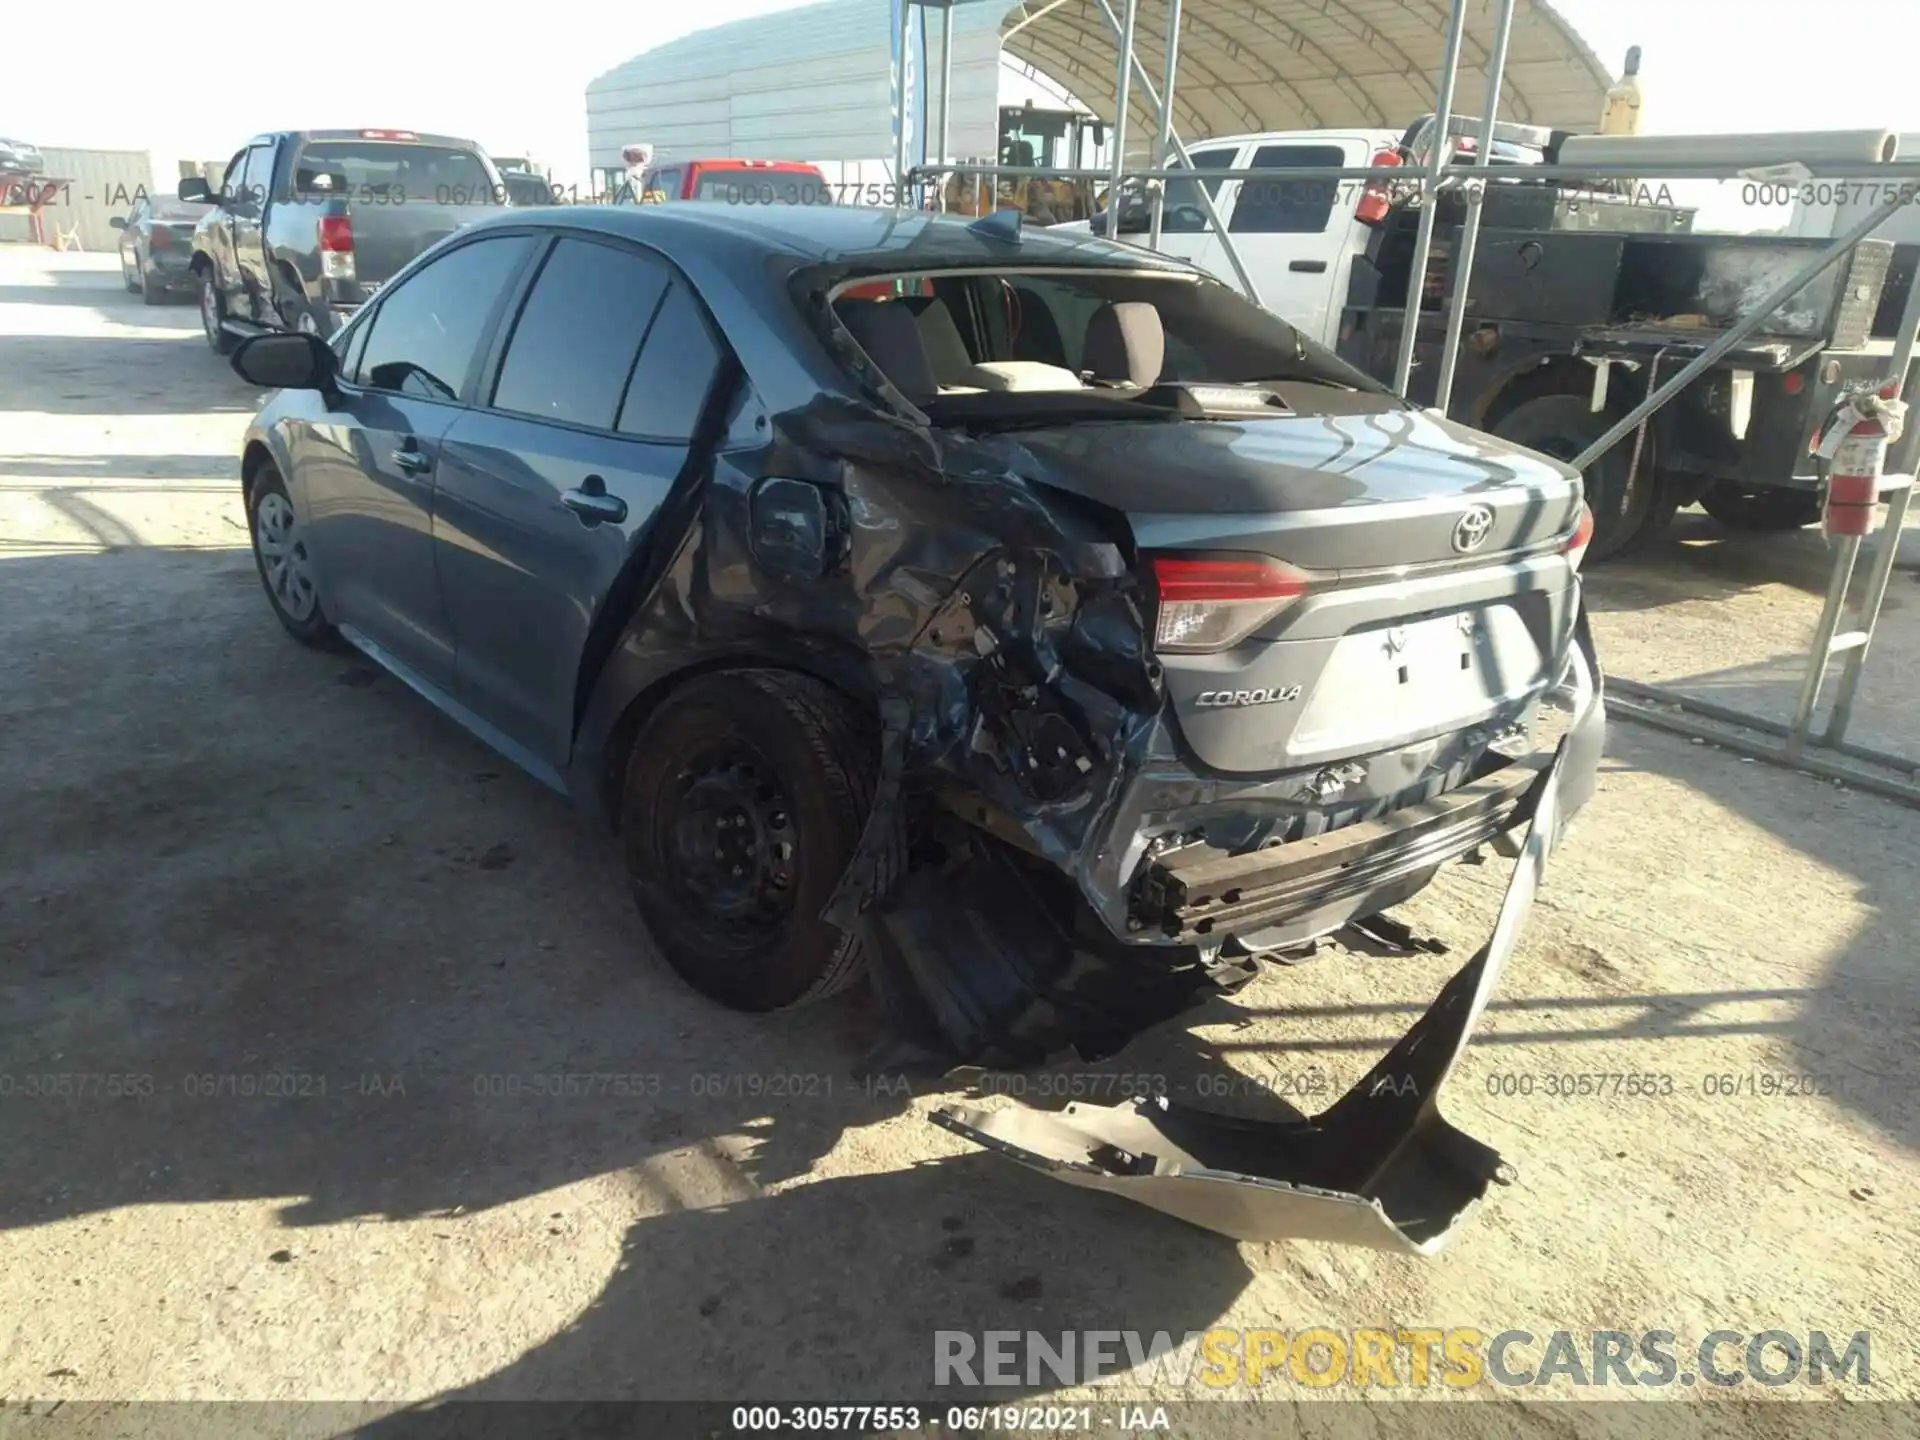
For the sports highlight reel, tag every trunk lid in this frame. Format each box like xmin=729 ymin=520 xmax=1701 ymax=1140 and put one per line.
xmin=992 ymin=402 xmax=1584 ymax=776
xmin=1004 ymin=401 xmax=1581 ymax=566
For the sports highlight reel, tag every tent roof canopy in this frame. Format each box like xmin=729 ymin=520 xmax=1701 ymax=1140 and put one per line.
xmin=935 ymin=0 xmax=1615 ymax=147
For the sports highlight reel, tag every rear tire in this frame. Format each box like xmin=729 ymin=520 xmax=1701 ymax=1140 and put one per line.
xmin=1492 ymin=393 xmax=1657 ymax=562
xmin=621 ymin=670 xmax=877 ymax=1013
xmin=1699 ymin=483 xmax=1824 ymax=532
xmin=274 ymin=270 xmax=328 ymax=338
xmin=139 ymin=266 xmax=162 ymax=306
xmin=199 ymin=271 xmax=236 ymax=355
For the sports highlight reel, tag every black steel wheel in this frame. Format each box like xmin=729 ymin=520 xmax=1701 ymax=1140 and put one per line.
xmin=1494 ymin=393 xmax=1665 ymax=561
xmin=621 ymin=670 xmax=878 ymax=1011
xmin=1699 ymin=482 xmax=1824 ymax=532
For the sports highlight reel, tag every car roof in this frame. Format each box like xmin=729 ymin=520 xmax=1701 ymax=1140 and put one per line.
xmin=248 ymin=131 xmax=485 ymax=149
xmin=665 ymin=159 xmax=822 ymax=170
xmin=463 ymin=203 xmax=1198 ymax=275
xmin=1190 ymin=128 xmax=1400 ymax=149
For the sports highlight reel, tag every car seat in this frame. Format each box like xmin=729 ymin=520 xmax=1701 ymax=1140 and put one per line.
xmin=1081 ymin=301 xmax=1165 ymax=387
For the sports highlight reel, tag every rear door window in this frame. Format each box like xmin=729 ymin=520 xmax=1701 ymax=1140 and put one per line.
xmin=1229 ymin=144 xmax=1347 ymax=234
xmin=353 ymin=234 xmax=535 ymax=400
xmin=491 ymin=238 xmax=671 ymax=429
xmin=617 ymin=281 xmax=725 ymax=440
xmin=1160 ymin=148 xmax=1238 ymax=233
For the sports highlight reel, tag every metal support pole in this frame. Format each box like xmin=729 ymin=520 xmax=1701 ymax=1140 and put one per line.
xmin=1109 ymin=0 xmax=1139 ymax=242
xmin=937 ymin=2 xmax=954 ymax=212
xmin=1147 ymin=0 xmax=1182 ymax=251
xmin=1821 ymin=476 xmax=1914 ymax=747
xmin=1820 ymin=273 xmax=1920 ymax=743
xmin=1432 ymin=0 xmax=1516 ymax=415
xmin=1784 ymin=534 xmax=1864 ymax=762
xmin=1569 ymin=180 xmax=1920 ymax=472
xmin=1087 ymin=0 xmax=1264 ymax=305
xmin=893 ymin=0 xmax=913 ymax=209
xmin=1390 ymin=0 xmax=1470 ymax=397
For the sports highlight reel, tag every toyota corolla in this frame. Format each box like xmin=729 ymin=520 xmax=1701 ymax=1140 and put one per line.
xmin=227 ymin=203 xmax=1604 ymax=1250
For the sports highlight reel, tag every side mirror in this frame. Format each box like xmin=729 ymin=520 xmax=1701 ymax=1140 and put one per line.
xmin=178 ymin=176 xmax=214 ymax=204
xmin=109 ymin=216 xmax=128 ymax=230
xmin=231 ymin=332 xmax=337 ymax=393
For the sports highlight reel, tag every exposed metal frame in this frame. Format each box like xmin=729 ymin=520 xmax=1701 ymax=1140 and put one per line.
xmin=892 ymin=0 xmax=1920 ymax=797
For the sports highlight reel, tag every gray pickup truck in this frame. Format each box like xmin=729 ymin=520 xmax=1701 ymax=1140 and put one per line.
xmin=180 ymin=129 xmax=509 ymax=350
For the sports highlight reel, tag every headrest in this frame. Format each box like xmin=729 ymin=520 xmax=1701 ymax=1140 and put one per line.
xmin=1082 ymin=301 xmax=1165 ymax=387
xmin=838 ymin=300 xmax=936 ymax=404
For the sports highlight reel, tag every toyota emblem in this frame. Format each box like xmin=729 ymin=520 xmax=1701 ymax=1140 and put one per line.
xmin=1451 ymin=505 xmax=1496 ymax=554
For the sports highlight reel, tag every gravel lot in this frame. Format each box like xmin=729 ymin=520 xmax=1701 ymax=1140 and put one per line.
xmin=3 ymin=247 xmax=1917 ymax=1432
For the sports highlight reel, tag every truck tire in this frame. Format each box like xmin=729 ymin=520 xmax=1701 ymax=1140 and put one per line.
xmin=620 ymin=669 xmax=881 ymax=1013
xmin=1492 ymin=394 xmax=1658 ymax=562
xmin=198 ymin=271 xmax=236 ymax=355
xmin=1699 ymin=483 xmax=1824 ymax=533
xmin=273 ymin=269 xmax=329 ymax=339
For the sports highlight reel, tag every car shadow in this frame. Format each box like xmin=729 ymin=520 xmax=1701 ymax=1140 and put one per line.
xmin=0 ymin=543 xmax=1261 ymax=1404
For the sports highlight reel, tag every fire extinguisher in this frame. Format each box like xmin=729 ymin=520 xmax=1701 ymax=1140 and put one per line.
xmin=1813 ymin=387 xmax=1908 ymax=538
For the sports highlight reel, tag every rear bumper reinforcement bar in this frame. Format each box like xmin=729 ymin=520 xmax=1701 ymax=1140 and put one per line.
xmin=1132 ymin=750 xmax=1552 ymax=943
xmin=930 ymin=607 xmax=1604 ymax=1253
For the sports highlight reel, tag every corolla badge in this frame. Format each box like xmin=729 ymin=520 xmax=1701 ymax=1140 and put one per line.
xmin=1195 ymin=685 xmax=1303 ymax=708
xmin=1451 ymin=504 xmax=1496 ymax=554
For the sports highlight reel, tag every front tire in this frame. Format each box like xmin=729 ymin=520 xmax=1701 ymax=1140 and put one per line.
xmin=199 ymin=271 xmax=236 ymax=355
xmin=248 ymin=464 xmax=334 ymax=646
xmin=1493 ymin=393 xmax=1660 ymax=561
xmin=1699 ymin=483 xmax=1824 ymax=532
xmin=621 ymin=670 xmax=878 ymax=1012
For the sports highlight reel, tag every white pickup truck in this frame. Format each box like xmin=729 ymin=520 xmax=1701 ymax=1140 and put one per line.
xmin=1056 ymin=116 xmax=1564 ymax=347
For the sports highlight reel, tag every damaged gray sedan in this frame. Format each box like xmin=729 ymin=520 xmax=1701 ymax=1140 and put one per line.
xmin=228 ymin=203 xmax=1604 ymax=1251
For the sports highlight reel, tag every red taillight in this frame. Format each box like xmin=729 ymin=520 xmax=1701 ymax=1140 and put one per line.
xmin=318 ymin=214 xmax=354 ymax=252
xmin=1149 ymin=554 xmax=1310 ymax=652
xmin=360 ymin=129 xmax=417 ymax=141
xmin=1356 ymin=148 xmax=1402 ymax=224
xmin=1565 ymin=504 xmax=1595 ymax=572
xmin=149 ymin=226 xmax=173 ymax=251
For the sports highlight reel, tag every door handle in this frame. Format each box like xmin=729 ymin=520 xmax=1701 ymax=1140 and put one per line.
xmin=1289 ymin=259 xmax=1329 ymax=273
xmin=562 ymin=475 xmax=627 ymax=525
xmin=390 ymin=445 xmax=431 ymax=476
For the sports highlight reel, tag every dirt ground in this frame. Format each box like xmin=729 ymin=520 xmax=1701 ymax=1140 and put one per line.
xmin=3 ymin=247 xmax=1918 ymax=1433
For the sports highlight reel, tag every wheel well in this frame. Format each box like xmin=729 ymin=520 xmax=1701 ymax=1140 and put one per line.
xmin=594 ymin=656 xmax=877 ymax=830
xmin=189 ymin=253 xmax=212 ymax=276
xmin=240 ymin=441 xmax=274 ymax=509
xmin=1476 ymin=358 xmax=1595 ymax=431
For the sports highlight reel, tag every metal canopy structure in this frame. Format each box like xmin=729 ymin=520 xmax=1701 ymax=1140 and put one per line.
xmin=996 ymin=0 xmax=1610 ymax=146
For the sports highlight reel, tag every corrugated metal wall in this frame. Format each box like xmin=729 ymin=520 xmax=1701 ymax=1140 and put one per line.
xmin=36 ymin=149 xmax=155 ymax=252
xmin=586 ymin=0 xmax=1008 ymax=175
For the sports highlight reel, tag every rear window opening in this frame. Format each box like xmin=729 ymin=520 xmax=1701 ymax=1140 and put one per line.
xmin=826 ymin=267 xmax=1388 ymax=425
xmin=292 ymin=142 xmax=493 ymax=202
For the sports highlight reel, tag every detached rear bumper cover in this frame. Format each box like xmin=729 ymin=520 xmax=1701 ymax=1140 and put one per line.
xmin=930 ymin=618 xmax=1603 ymax=1252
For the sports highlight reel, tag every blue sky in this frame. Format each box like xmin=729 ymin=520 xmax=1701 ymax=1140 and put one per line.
xmin=9 ymin=0 xmax=1919 ymax=209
